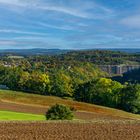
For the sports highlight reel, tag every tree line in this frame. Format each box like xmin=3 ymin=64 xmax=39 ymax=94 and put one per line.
xmin=0 ymin=62 xmax=105 ymax=97
xmin=74 ymin=78 xmax=140 ymax=114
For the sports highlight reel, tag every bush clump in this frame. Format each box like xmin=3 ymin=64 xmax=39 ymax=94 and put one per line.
xmin=46 ymin=104 xmax=74 ymax=120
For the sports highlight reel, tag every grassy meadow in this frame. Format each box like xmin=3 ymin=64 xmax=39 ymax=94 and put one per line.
xmin=0 ymin=111 xmax=45 ymax=120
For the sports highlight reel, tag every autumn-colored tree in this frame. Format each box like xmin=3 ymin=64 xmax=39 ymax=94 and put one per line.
xmin=25 ymin=71 xmax=50 ymax=94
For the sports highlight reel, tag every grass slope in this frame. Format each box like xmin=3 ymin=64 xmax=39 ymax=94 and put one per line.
xmin=0 ymin=90 xmax=140 ymax=120
xmin=0 ymin=111 xmax=45 ymax=120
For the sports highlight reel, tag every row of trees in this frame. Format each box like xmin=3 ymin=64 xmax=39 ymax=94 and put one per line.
xmin=0 ymin=67 xmax=50 ymax=94
xmin=0 ymin=62 xmax=105 ymax=97
xmin=74 ymin=78 xmax=140 ymax=114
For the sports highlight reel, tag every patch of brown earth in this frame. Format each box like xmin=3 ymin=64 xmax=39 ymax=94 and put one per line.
xmin=0 ymin=122 xmax=139 ymax=140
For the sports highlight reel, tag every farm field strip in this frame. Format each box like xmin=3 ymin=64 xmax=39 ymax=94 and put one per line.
xmin=0 ymin=100 xmax=48 ymax=115
xmin=0 ymin=100 xmax=137 ymax=121
xmin=0 ymin=122 xmax=139 ymax=140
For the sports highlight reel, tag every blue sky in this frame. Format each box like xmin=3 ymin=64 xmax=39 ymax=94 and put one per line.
xmin=0 ymin=0 xmax=140 ymax=49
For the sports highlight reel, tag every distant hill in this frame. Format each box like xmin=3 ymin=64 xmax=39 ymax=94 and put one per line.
xmin=55 ymin=49 xmax=140 ymax=65
xmin=75 ymin=48 xmax=140 ymax=53
xmin=0 ymin=48 xmax=139 ymax=56
xmin=106 ymin=48 xmax=140 ymax=54
xmin=0 ymin=48 xmax=70 ymax=56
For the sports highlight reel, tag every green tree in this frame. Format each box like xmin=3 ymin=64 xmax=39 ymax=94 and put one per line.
xmin=3 ymin=67 xmax=22 ymax=90
xmin=26 ymin=71 xmax=50 ymax=94
xmin=119 ymin=84 xmax=140 ymax=114
xmin=18 ymin=71 xmax=30 ymax=90
xmin=46 ymin=104 xmax=74 ymax=120
xmin=50 ymin=70 xmax=73 ymax=97
xmin=74 ymin=78 xmax=123 ymax=108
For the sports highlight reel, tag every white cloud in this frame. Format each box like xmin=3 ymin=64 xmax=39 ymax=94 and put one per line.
xmin=0 ymin=40 xmax=17 ymax=45
xmin=38 ymin=22 xmax=85 ymax=32
xmin=0 ymin=0 xmax=26 ymax=7
xmin=121 ymin=15 xmax=140 ymax=28
xmin=39 ymin=6 xmax=89 ymax=18
xmin=38 ymin=22 xmax=75 ymax=31
xmin=0 ymin=29 xmax=48 ymax=36
xmin=0 ymin=0 xmax=113 ymax=19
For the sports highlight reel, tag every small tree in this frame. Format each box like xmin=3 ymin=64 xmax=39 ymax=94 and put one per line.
xmin=46 ymin=104 xmax=74 ymax=120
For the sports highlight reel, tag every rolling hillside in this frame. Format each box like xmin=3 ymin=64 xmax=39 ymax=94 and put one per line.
xmin=0 ymin=90 xmax=140 ymax=121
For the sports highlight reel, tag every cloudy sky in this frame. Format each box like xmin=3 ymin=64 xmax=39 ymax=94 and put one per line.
xmin=0 ymin=0 xmax=140 ymax=49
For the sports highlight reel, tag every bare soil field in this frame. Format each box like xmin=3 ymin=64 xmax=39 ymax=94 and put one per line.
xmin=0 ymin=121 xmax=139 ymax=140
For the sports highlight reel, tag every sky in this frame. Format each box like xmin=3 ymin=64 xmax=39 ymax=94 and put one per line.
xmin=0 ymin=0 xmax=140 ymax=49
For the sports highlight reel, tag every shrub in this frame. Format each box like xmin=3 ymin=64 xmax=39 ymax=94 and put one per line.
xmin=46 ymin=104 xmax=74 ymax=120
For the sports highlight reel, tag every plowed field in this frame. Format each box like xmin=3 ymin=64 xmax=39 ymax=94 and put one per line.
xmin=0 ymin=122 xmax=140 ymax=140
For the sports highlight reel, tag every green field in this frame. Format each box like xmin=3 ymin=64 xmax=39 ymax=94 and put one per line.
xmin=0 ymin=111 xmax=45 ymax=120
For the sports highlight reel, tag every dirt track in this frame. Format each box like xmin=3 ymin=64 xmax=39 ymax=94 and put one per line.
xmin=0 ymin=122 xmax=139 ymax=140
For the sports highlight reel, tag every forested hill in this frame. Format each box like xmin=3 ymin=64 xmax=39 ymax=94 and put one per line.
xmin=52 ymin=50 xmax=140 ymax=65
xmin=0 ymin=48 xmax=140 ymax=65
